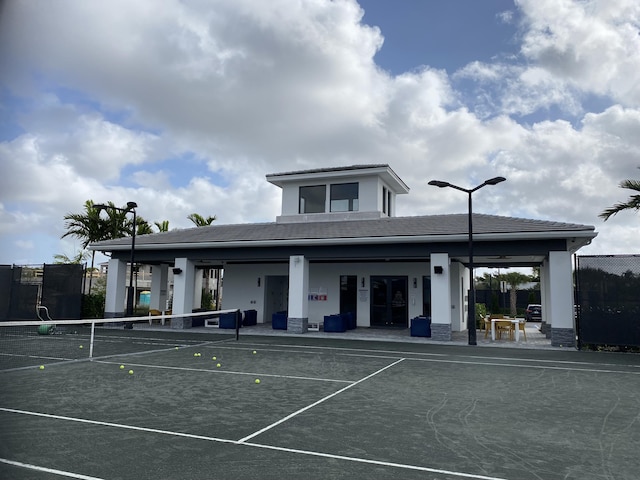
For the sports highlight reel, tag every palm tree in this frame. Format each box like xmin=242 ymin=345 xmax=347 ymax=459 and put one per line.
xmin=599 ymin=169 xmax=640 ymax=221
xmin=502 ymin=271 xmax=532 ymax=316
xmin=187 ymin=213 xmax=216 ymax=227
xmin=61 ymin=200 xmax=108 ymax=294
xmin=135 ymin=216 xmax=153 ymax=235
xmin=154 ymin=220 xmax=170 ymax=232
xmin=187 ymin=213 xmax=217 ymax=308
xmin=53 ymin=250 xmax=90 ymax=264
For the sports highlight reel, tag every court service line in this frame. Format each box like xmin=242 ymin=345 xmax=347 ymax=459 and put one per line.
xmin=241 ymin=441 xmax=508 ymax=480
xmin=232 ymin=341 xmax=640 ymax=371
xmin=0 ymin=406 xmax=508 ymax=480
xmin=0 ymin=458 xmax=105 ymax=480
xmin=0 ymin=406 xmax=236 ymax=444
xmin=236 ymin=358 xmax=406 ymax=443
xmin=408 ymin=356 xmax=640 ymax=375
xmin=95 ymin=360 xmax=353 ymax=383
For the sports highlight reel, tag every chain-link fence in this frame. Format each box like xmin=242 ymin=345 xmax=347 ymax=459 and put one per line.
xmin=576 ymin=255 xmax=640 ymax=348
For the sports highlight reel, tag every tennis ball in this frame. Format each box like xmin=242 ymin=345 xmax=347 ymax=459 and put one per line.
xmin=175 ymin=346 xmax=179 ymax=350
xmin=212 ymin=356 xmax=217 ymax=360
xmin=128 ymin=370 xmax=134 ymax=375
xmin=79 ymin=345 xmax=83 ymax=349
xmin=252 ymin=350 xmax=257 ymax=354
xmin=254 ymin=378 xmax=260 ymax=384
xmin=119 ymin=365 xmax=125 ymax=370
xmin=39 ymin=365 xmax=45 ymax=370
xmin=194 ymin=353 xmax=198 ymax=357
xmin=216 ymin=363 xmax=221 ymax=368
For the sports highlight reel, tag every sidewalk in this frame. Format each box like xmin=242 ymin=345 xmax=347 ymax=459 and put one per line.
xmin=139 ymin=320 xmax=557 ymax=350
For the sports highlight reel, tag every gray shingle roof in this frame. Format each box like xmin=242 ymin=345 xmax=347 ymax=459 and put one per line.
xmin=265 ymin=164 xmax=389 ymax=177
xmin=90 ymin=214 xmax=596 ymax=250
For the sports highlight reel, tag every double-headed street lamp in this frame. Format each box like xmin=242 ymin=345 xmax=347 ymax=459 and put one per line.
xmin=428 ymin=177 xmax=506 ymax=345
xmin=95 ymin=202 xmax=138 ymax=326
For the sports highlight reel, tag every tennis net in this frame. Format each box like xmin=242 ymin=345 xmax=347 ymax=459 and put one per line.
xmin=0 ymin=309 xmax=241 ymax=371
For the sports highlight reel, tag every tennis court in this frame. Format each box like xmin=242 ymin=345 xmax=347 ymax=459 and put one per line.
xmin=1 ymin=322 xmax=639 ymax=480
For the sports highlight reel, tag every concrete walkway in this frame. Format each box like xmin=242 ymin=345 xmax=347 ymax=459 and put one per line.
xmin=139 ymin=320 xmax=558 ymax=350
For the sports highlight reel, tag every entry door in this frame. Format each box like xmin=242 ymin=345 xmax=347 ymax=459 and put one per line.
xmin=370 ymin=276 xmax=408 ymax=327
xmin=340 ymin=275 xmax=358 ymax=316
xmin=422 ymin=276 xmax=431 ymax=317
xmin=264 ymin=275 xmax=288 ymax=321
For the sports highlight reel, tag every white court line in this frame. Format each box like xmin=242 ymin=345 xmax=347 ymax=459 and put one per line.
xmin=0 ymin=458 xmax=105 ymax=480
xmin=0 ymin=406 xmax=506 ymax=480
xmin=95 ymin=360 xmax=354 ymax=383
xmin=0 ymin=407 xmax=235 ymax=444
xmin=231 ymin=341 xmax=640 ymax=371
xmin=409 ymin=356 xmax=640 ymax=375
xmin=240 ymin=441 xmax=508 ymax=480
xmin=0 ymin=353 xmax=68 ymax=360
xmin=237 ymin=358 xmax=406 ymax=443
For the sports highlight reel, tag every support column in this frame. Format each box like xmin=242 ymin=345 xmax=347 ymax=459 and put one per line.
xmin=150 ymin=264 xmax=169 ymax=311
xmin=548 ymin=251 xmax=575 ymax=347
xmin=287 ymin=255 xmax=309 ymax=333
xmin=194 ymin=268 xmax=203 ymax=309
xmin=540 ymin=260 xmax=551 ymax=337
xmin=172 ymin=258 xmax=196 ymax=329
xmin=430 ymin=253 xmax=452 ymax=341
xmin=104 ymin=258 xmax=127 ymax=318
xmin=449 ymin=261 xmax=465 ymax=332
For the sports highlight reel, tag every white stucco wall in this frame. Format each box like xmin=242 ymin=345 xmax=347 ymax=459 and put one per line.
xmin=449 ymin=262 xmax=467 ymax=332
xmin=222 ymin=260 xmax=430 ymax=327
xmin=221 ymin=263 xmax=289 ymax=322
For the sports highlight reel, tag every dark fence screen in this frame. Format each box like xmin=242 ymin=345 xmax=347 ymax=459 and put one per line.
xmin=42 ymin=264 xmax=84 ymax=319
xmin=576 ymin=255 xmax=640 ymax=348
xmin=0 ymin=264 xmax=84 ymax=321
xmin=0 ymin=266 xmax=12 ymax=319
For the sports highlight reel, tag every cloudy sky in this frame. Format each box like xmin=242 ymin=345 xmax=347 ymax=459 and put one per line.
xmin=1 ymin=0 xmax=639 ymax=266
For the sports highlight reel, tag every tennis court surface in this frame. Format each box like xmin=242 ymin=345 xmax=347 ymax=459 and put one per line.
xmin=1 ymin=326 xmax=639 ymax=480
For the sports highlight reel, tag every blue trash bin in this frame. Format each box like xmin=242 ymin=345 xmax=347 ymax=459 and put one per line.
xmin=272 ymin=311 xmax=287 ymax=330
xmin=243 ymin=309 xmax=257 ymax=326
xmin=324 ymin=314 xmax=346 ymax=332
xmin=219 ymin=312 xmax=238 ymax=329
xmin=410 ymin=316 xmax=431 ymax=337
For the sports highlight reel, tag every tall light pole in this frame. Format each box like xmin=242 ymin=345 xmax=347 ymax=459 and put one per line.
xmin=95 ymin=202 xmax=138 ymax=327
xmin=428 ymin=177 xmax=506 ymax=345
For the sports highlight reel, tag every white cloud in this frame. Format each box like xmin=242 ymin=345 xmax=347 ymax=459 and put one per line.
xmin=517 ymin=0 xmax=640 ymax=105
xmin=0 ymin=0 xmax=639 ymax=264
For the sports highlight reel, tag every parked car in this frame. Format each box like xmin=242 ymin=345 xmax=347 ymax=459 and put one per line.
xmin=525 ymin=304 xmax=542 ymax=322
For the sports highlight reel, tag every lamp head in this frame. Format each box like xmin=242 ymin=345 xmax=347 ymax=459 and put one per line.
xmin=485 ymin=176 xmax=506 ymax=186
xmin=428 ymin=180 xmax=450 ymax=188
xmin=93 ymin=203 xmax=107 ymax=211
xmin=126 ymin=201 xmax=138 ymax=210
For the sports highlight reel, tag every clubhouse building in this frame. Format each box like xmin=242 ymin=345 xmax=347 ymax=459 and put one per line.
xmin=91 ymin=164 xmax=597 ymax=346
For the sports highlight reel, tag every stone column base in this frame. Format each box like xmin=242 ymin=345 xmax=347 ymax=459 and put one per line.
xmin=430 ymin=324 xmax=452 ymax=342
xmin=287 ymin=317 xmax=308 ymax=334
xmin=171 ymin=317 xmax=192 ymax=329
xmin=551 ymin=328 xmax=575 ymax=348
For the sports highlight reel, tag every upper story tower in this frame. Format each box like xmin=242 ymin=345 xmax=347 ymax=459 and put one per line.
xmin=266 ymin=164 xmax=410 ymax=224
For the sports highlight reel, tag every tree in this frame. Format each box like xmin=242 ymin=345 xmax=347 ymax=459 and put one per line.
xmin=62 ymin=200 xmax=151 ymax=293
xmin=599 ymin=168 xmax=640 ymax=221
xmin=187 ymin=213 xmax=216 ymax=227
xmin=154 ymin=220 xmax=170 ymax=232
xmin=53 ymin=250 xmax=90 ymax=264
xmin=61 ymin=200 xmax=109 ymax=294
xmin=187 ymin=213 xmax=217 ymax=308
xmin=135 ymin=217 xmax=153 ymax=235
xmin=502 ymin=271 xmax=532 ymax=316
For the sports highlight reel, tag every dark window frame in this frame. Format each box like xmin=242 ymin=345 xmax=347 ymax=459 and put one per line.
xmin=330 ymin=182 xmax=359 ymax=212
xmin=299 ymin=185 xmax=326 ymax=214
